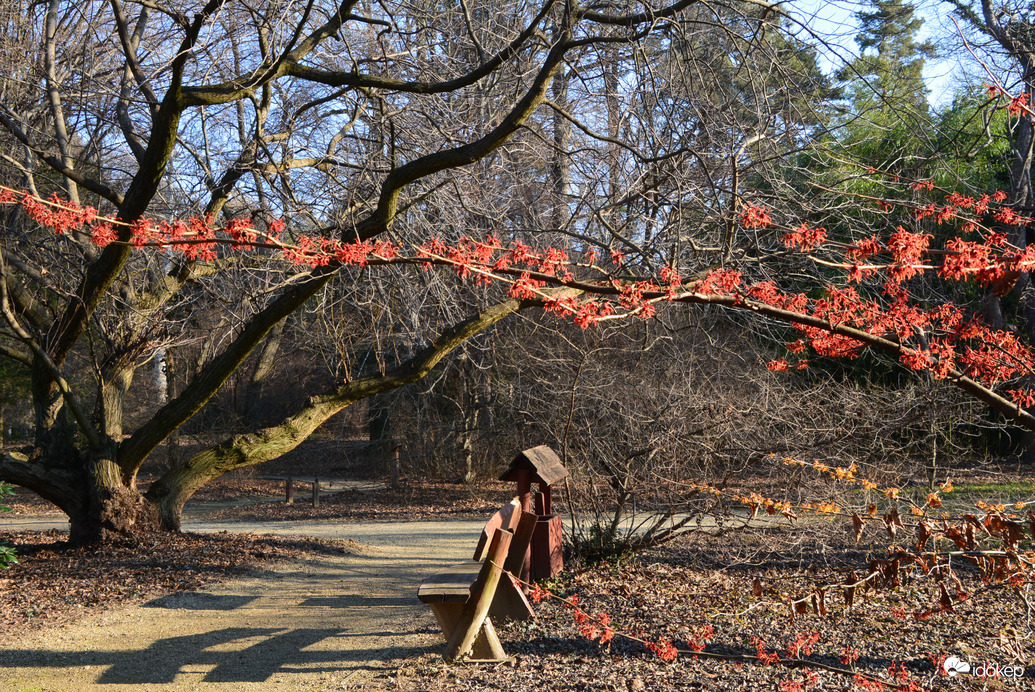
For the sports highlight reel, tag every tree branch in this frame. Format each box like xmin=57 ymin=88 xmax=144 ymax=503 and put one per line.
xmin=181 ymin=0 xmax=554 ymax=105
xmin=0 ymin=253 xmax=100 ymax=448
xmin=0 ymin=110 xmax=124 ymax=206
xmin=674 ymin=292 xmax=1035 ymax=432
xmin=356 ymin=21 xmax=572 ymax=239
xmin=45 ymin=0 xmax=229 ymax=369
xmin=143 ymin=288 xmax=580 ymax=527
xmin=118 ymin=265 xmax=338 ymax=471
xmin=0 ymin=342 xmax=31 ymax=365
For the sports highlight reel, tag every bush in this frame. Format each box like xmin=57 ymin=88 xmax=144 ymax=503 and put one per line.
xmin=0 ymin=482 xmax=16 ymax=568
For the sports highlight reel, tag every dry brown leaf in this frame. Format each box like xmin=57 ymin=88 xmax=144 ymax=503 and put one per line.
xmin=851 ymin=513 xmax=864 ymax=544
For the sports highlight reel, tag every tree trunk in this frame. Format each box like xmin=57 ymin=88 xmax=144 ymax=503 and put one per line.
xmin=550 ymin=53 xmax=569 ymax=232
xmin=68 ymin=477 xmax=155 ymax=544
xmin=67 ymin=453 xmax=159 ymax=545
xmin=243 ymin=320 xmax=286 ymax=422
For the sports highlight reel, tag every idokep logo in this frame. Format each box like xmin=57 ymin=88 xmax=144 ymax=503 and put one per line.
xmin=943 ymin=656 xmax=971 ymax=677
xmin=943 ymin=655 xmax=1025 ymax=680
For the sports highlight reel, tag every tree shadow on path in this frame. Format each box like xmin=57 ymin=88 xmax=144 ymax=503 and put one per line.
xmin=0 ymin=627 xmax=436 ymax=684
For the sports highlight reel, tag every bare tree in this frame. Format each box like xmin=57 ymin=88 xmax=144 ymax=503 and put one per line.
xmin=1 ymin=0 xmax=818 ymax=543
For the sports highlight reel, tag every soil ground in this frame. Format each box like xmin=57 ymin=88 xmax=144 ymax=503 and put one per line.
xmin=0 ymin=514 xmax=486 ymax=691
xmin=3 ymin=466 xmax=1035 ymax=691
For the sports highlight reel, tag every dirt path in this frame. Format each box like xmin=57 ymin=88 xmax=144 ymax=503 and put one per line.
xmin=0 ymin=516 xmax=486 ymax=691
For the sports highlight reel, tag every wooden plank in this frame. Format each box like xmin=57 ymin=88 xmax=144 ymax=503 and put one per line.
xmin=429 ymin=603 xmax=504 ymax=660
xmin=472 ymin=498 xmax=520 ymax=561
xmin=499 ymin=445 xmax=569 ymax=485
xmin=531 ymin=514 xmax=564 ymax=581
xmin=444 ymin=528 xmax=513 ymax=662
xmin=420 ymin=560 xmax=535 ymax=620
xmin=504 ymin=510 xmax=537 ymax=579
xmin=418 ymin=562 xmax=482 ymax=603
xmin=488 ymin=572 xmax=535 ymax=621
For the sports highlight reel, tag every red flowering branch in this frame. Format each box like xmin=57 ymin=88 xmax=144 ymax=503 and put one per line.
xmin=7 ymin=185 xmax=1035 ymax=433
xmin=518 ymin=575 xmax=916 ymax=690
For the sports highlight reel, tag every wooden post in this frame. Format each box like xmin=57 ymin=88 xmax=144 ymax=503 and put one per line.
xmin=285 ymin=478 xmax=294 ymax=504
xmin=390 ymin=445 xmax=401 ymax=489
xmin=516 ymin=469 xmax=532 ymax=514
xmin=444 ymin=528 xmax=513 ymax=661
xmin=312 ymin=478 xmax=320 ymax=508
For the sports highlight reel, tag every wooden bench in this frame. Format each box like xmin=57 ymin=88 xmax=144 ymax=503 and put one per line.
xmin=417 ymin=498 xmax=538 ymax=661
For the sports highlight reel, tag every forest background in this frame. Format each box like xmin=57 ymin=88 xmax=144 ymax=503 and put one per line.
xmin=2 ymin=0 xmax=1035 ymax=548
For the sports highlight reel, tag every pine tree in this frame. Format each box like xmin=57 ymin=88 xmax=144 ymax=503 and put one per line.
xmin=839 ymin=0 xmax=936 ymax=115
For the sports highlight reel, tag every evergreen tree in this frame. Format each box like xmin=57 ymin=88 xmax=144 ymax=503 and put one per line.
xmin=839 ymin=0 xmax=936 ymax=115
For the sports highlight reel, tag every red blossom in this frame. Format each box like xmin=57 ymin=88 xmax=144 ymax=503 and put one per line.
xmin=853 ymin=673 xmax=887 ymax=691
xmin=746 ymin=280 xmax=783 ymax=305
xmin=945 ymin=191 xmax=974 ymax=209
xmin=90 ymin=223 xmax=118 ymax=248
xmin=267 ymin=218 xmax=285 ymax=240
xmin=785 ymin=631 xmax=820 ymax=658
xmin=509 ymin=272 xmax=545 ymax=300
xmin=699 ymin=269 xmax=742 ymax=295
xmin=1007 ymin=389 xmax=1035 ymax=408
xmin=845 ymin=235 xmax=883 ymax=261
xmin=782 ymin=224 xmax=828 ymax=252
xmin=888 ymin=662 xmax=910 ymax=684
xmin=846 ymin=264 xmax=876 ymax=283
xmin=686 ymin=624 xmax=714 ymax=652
xmin=840 ymin=645 xmax=861 ymax=666
xmin=644 ymin=638 xmax=679 ymax=662
xmin=1007 ymin=91 xmax=1031 ymax=116
xmin=751 ymin=637 xmax=779 ymax=665
xmin=994 ymin=206 xmax=1025 ymax=226
xmin=226 ymin=217 xmax=256 ymax=245
xmin=900 ymin=349 xmax=933 ymax=371
xmin=739 ymin=204 xmax=772 ymax=229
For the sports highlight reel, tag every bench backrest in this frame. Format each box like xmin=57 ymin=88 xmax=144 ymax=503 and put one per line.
xmin=472 ymin=497 xmax=522 ymax=561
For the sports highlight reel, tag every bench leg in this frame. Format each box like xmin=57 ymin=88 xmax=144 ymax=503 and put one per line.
xmin=429 ymin=604 xmax=505 ymax=661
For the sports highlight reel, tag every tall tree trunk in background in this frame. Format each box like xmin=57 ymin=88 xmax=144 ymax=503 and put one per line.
xmin=244 ymin=320 xmax=286 ymax=423
xmin=1009 ymin=77 xmax=1035 ymax=342
xmin=550 ymin=55 xmax=570 ymax=232
xmin=165 ymin=348 xmax=180 ymax=469
xmin=603 ymin=44 xmax=622 ymax=223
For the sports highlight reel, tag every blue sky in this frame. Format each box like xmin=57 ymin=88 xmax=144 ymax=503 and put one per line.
xmin=787 ymin=0 xmax=978 ymax=108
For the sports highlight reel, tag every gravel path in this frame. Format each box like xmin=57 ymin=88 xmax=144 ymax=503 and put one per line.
xmin=0 ymin=516 xmax=486 ymax=691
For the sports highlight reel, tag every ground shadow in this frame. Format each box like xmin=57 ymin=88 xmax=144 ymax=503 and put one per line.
xmin=143 ymin=593 xmax=259 ymax=610
xmin=299 ymin=595 xmax=413 ymax=607
xmin=1 ymin=627 xmax=438 ymax=684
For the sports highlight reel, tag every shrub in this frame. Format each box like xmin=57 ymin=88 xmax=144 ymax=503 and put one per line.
xmin=0 ymin=482 xmax=16 ymax=568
